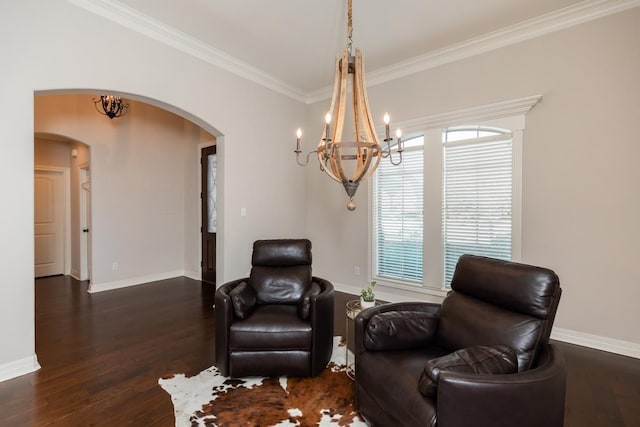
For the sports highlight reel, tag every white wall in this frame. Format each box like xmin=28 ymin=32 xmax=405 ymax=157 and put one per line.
xmin=0 ymin=0 xmax=306 ymax=375
xmin=34 ymin=137 xmax=72 ymax=168
xmin=307 ymin=9 xmax=640 ymax=348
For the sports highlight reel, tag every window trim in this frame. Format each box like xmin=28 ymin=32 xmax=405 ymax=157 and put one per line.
xmin=368 ymin=95 xmax=540 ymax=293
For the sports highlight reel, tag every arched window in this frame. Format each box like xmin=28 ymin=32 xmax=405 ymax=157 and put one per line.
xmin=370 ymin=96 xmax=537 ymax=292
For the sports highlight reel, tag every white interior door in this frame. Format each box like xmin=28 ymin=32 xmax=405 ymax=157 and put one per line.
xmin=34 ymin=170 xmax=65 ymax=277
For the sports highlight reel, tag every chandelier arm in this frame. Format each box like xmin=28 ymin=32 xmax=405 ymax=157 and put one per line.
xmin=352 ymin=104 xmax=366 ymax=179
xmin=318 ymin=152 xmax=342 ymax=183
xmin=328 ymin=54 xmax=341 ymax=115
xmin=354 ymin=49 xmax=380 ymax=147
xmin=316 ymin=53 xmax=342 ymax=160
xmin=93 ymin=98 xmax=106 ymax=116
xmin=349 ymin=142 xmax=378 ymax=183
xmin=350 ymin=49 xmax=383 ymax=183
xmin=351 ymin=50 xmax=368 ymax=180
xmin=351 ymin=150 xmax=374 ymax=183
xmin=359 ymin=149 xmax=383 ymax=182
xmin=321 ymin=155 xmax=331 ymax=174
xmin=318 ymin=51 xmax=342 ymax=166
xmin=317 ymin=142 xmax=342 ymax=183
xmin=388 ymin=150 xmax=403 ymax=166
xmin=295 ymin=150 xmax=318 ymax=167
xmin=332 ymin=49 xmax=349 ymax=146
xmin=352 ymin=70 xmax=362 ymax=145
xmin=331 ymin=141 xmax=350 ymax=184
xmin=326 ymin=48 xmax=351 ymax=183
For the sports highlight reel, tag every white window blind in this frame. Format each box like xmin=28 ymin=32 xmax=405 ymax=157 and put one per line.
xmin=373 ymin=142 xmax=424 ymax=283
xmin=443 ymin=131 xmax=513 ymax=285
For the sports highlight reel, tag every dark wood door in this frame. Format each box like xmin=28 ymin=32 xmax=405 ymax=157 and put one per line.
xmin=201 ymin=145 xmax=217 ymax=285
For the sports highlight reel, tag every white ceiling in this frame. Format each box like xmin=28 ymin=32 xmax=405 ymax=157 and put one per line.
xmin=84 ymin=0 xmax=636 ymax=100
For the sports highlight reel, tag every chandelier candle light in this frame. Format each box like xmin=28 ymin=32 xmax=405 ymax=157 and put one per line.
xmin=93 ymin=95 xmax=129 ymax=119
xmin=295 ymin=0 xmax=403 ymax=211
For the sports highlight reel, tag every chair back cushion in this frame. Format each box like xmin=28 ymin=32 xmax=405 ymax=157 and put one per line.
xmin=249 ymin=239 xmax=313 ymax=304
xmin=436 ymin=255 xmax=561 ymax=371
xmin=252 ymin=239 xmax=312 ymax=266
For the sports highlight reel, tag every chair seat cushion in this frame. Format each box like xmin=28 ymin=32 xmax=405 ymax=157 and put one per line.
xmin=418 ymin=345 xmax=518 ymax=397
xmin=357 ymin=347 xmax=450 ymax=427
xmin=229 ymin=305 xmax=312 ymax=351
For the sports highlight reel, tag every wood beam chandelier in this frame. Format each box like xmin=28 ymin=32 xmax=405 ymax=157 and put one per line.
xmin=295 ymin=0 xmax=403 ymax=211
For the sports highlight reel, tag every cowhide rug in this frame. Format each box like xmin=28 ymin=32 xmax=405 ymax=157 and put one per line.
xmin=159 ymin=336 xmax=366 ymax=427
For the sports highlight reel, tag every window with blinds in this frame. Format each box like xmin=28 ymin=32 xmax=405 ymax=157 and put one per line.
xmin=373 ymin=137 xmax=424 ymax=283
xmin=443 ymin=127 xmax=513 ymax=285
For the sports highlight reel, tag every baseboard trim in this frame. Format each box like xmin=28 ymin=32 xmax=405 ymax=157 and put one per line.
xmin=551 ymin=327 xmax=640 ymax=359
xmin=69 ymin=269 xmax=81 ymax=281
xmin=184 ymin=270 xmax=202 ymax=281
xmin=333 ymin=281 xmax=639 ymax=359
xmin=88 ymin=270 xmax=185 ymax=293
xmin=334 ymin=281 xmax=446 ymax=305
xmin=0 ymin=354 xmax=41 ymax=382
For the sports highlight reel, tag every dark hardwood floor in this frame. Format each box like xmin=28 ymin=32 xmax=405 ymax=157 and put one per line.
xmin=0 ymin=276 xmax=638 ymax=426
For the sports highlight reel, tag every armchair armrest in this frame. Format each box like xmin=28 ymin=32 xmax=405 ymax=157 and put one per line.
xmin=214 ymin=278 xmax=248 ymax=377
xmin=354 ymin=302 xmax=441 ymax=357
xmin=309 ymin=277 xmax=335 ymax=376
xmin=436 ymin=345 xmax=566 ymax=427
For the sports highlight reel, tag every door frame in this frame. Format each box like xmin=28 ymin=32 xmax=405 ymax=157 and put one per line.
xmin=198 ymin=141 xmax=216 ymax=284
xmin=79 ymin=163 xmax=91 ymax=282
xmin=34 ymin=165 xmax=71 ymax=276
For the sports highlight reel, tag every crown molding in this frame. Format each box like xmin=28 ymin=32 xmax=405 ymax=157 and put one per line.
xmin=67 ymin=0 xmax=640 ymax=105
xmin=66 ymin=0 xmax=308 ymax=103
xmin=306 ymin=0 xmax=640 ymax=104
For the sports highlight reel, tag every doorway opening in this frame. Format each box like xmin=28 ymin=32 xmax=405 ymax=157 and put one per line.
xmin=34 ymin=133 xmax=91 ymax=282
xmin=201 ymin=145 xmax=217 ymax=285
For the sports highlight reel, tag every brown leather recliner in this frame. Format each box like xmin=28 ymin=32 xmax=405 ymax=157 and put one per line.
xmin=355 ymin=255 xmax=565 ymax=427
xmin=215 ymin=239 xmax=334 ymax=377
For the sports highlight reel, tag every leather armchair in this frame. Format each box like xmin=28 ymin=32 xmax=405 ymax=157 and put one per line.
xmin=355 ymin=255 xmax=565 ymax=427
xmin=215 ymin=239 xmax=334 ymax=377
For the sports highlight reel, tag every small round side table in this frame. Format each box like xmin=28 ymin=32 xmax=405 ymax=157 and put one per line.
xmin=345 ymin=299 xmax=380 ymax=379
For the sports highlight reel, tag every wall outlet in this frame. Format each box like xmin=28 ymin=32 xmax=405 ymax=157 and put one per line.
xmin=354 ymin=266 xmax=360 ymax=275
xmin=112 ymin=262 xmax=119 ymax=271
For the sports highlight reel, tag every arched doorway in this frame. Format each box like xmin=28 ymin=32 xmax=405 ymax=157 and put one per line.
xmin=34 ymin=91 xmax=222 ymax=292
